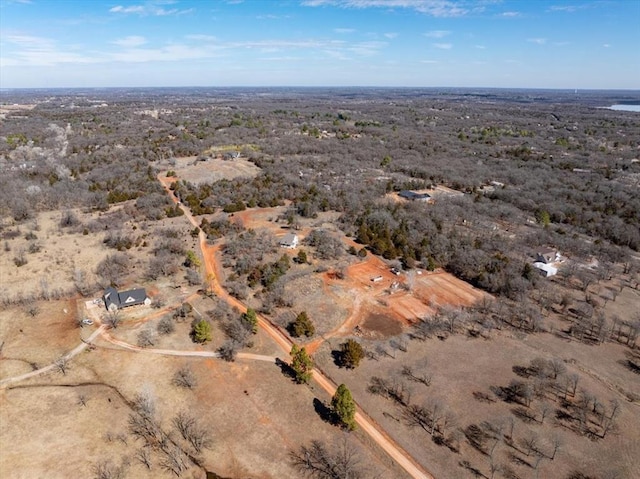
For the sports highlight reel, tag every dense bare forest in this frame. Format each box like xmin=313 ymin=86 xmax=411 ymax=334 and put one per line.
xmin=2 ymin=88 xmax=639 ymax=280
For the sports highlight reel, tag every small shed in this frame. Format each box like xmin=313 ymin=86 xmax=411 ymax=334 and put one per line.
xmin=279 ymin=233 xmax=299 ymax=249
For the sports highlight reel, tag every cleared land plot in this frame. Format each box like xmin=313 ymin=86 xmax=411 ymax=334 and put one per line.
xmin=413 ymin=272 xmax=486 ymax=311
xmin=172 ymin=155 xmax=261 ymax=185
xmin=229 ymin=204 xmax=487 ymax=341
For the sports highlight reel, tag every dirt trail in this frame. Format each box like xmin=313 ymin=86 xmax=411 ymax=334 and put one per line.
xmin=98 ymin=330 xmax=275 ymax=363
xmin=158 ymin=172 xmax=433 ymax=479
xmin=0 ymin=325 xmax=106 ymax=389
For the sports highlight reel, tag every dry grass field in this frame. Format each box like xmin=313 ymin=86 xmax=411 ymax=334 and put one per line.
xmin=315 ymin=329 xmax=640 ymax=479
xmin=170 ymin=155 xmax=261 ymax=185
xmin=0 ymin=204 xmax=200 ymax=306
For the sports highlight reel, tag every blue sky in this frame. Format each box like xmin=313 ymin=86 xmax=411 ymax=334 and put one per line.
xmin=1 ymin=0 xmax=638 ymax=89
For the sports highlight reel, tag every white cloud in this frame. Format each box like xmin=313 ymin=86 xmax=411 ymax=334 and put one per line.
xmin=2 ymin=34 xmax=98 ymax=66
xmin=108 ymin=43 xmax=221 ymax=63
xmin=258 ymin=56 xmax=302 ymax=62
xmin=323 ymin=49 xmax=350 ymax=61
xmin=302 ymin=0 xmax=471 ymax=17
xmin=112 ymin=36 xmax=147 ymax=48
xmin=527 ymin=38 xmax=546 ymax=45
xmin=420 ymin=59 xmax=438 ymax=64
xmin=602 ymin=43 xmax=611 ymax=48
xmin=109 ymin=2 xmax=193 ymax=16
xmin=548 ymin=5 xmax=582 ymax=13
xmin=475 ymin=44 xmax=486 ymax=49
xmin=500 ymin=11 xmax=520 ymax=17
xmin=433 ymin=43 xmax=452 ymax=49
xmin=384 ymin=32 xmax=398 ymax=39
xmin=109 ymin=5 xmax=145 ymax=14
xmin=349 ymin=40 xmax=387 ymax=56
xmin=424 ymin=30 xmax=451 ymax=38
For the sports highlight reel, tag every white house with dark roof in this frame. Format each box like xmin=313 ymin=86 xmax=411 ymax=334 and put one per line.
xmin=536 ymin=247 xmax=561 ymax=264
xmin=279 ymin=233 xmax=299 ymax=249
xmin=103 ymin=287 xmax=150 ymax=311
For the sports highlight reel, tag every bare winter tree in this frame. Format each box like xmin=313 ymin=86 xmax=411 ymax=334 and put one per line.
xmin=291 ymin=436 xmax=367 ymax=479
xmin=135 ymin=448 xmax=152 ymax=470
xmin=173 ymin=365 xmax=197 ymax=389
xmin=92 ymin=459 xmax=128 ymax=479
xmin=172 ymin=410 xmax=212 ymax=453
xmin=104 ymin=309 xmax=122 ymax=329
xmin=401 ymin=363 xmax=432 ymax=387
xmin=137 ymin=328 xmax=157 ymax=348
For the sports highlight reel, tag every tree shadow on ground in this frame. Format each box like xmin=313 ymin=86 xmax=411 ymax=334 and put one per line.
xmin=313 ymin=398 xmax=335 ymax=424
xmin=275 ymin=357 xmax=295 ymax=381
xmin=511 ymin=406 xmax=536 ymax=423
xmin=331 ymin=349 xmax=344 ymax=368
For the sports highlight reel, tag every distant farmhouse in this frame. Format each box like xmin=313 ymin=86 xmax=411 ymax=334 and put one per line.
xmin=279 ymin=233 xmax=299 ymax=249
xmin=532 ymin=247 xmax=562 ymax=277
xmin=223 ymin=151 xmax=241 ymax=160
xmin=103 ymin=287 xmax=150 ymax=311
xmin=536 ymin=247 xmax=561 ymax=264
xmin=398 ymin=190 xmax=433 ymax=202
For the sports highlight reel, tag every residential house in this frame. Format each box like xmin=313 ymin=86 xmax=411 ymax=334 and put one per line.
xmin=223 ymin=151 xmax=240 ymax=160
xmin=279 ymin=233 xmax=299 ymax=249
xmin=103 ymin=287 xmax=150 ymax=311
xmin=536 ymin=247 xmax=561 ymax=264
xmin=533 ymin=262 xmax=558 ymax=277
xmin=398 ymin=190 xmax=432 ymax=202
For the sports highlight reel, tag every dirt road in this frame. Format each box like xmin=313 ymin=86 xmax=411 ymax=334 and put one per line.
xmin=0 ymin=324 xmax=106 ymax=389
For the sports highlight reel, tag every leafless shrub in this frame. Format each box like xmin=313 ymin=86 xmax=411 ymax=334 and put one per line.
xmin=13 ymin=248 xmax=27 ymax=267
xmin=55 ymin=356 xmax=69 ymax=376
xmin=104 ymin=309 xmax=122 ymax=329
xmin=186 ymin=268 xmax=201 ymax=286
xmin=157 ymin=315 xmax=175 ymax=335
xmin=137 ymin=328 xmax=157 ymax=348
xmin=173 ymin=366 xmax=197 ymax=389
xmin=92 ymin=459 xmax=127 ymax=479
xmin=160 ymin=445 xmax=188 ymax=476
xmin=218 ymin=340 xmax=241 ymax=362
xmin=96 ymin=253 xmax=130 ymax=287
xmin=59 ymin=210 xmax=80 ymax=228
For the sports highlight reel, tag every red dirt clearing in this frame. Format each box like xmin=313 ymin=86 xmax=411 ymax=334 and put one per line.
xmin=413 ymin=272 xmax=486 ymax=310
